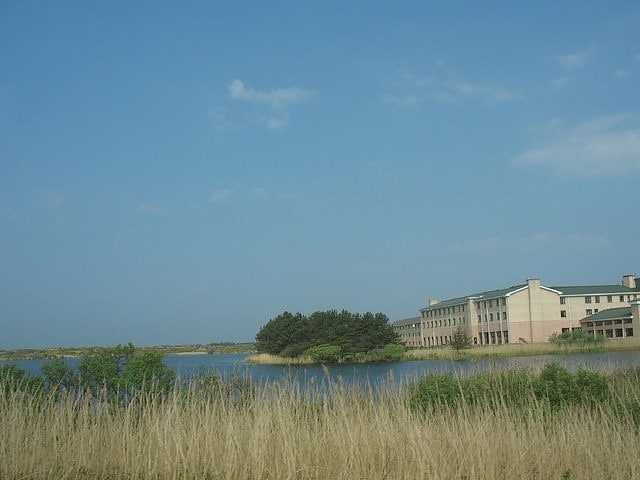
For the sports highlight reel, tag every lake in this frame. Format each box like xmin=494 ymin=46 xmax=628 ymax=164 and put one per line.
xmin=3 ymin=350 xmax=640 ymax=388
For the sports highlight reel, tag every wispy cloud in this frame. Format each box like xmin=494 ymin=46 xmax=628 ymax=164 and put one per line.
xmin=554 ymin=46 xmax=594 ymax=70
xmin=220 ymin=79 xmax=316 ymax=130
xmin=210 ymin=189 xmax=234 ymax=205
xmin=228 ymin=80 xmax=315 ymax=108
xmin=385 ymin=65 xmax=519 ymax=107
xmin=513 ymin=113 xmax=640 ymax=175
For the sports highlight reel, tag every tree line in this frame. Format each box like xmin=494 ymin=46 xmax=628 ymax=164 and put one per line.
xmin=255 ymin=310 xmax=402 ymax=361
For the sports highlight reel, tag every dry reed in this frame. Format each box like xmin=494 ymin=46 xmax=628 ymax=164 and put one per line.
xmin=2 ymin=374 xmax=639 ymax=480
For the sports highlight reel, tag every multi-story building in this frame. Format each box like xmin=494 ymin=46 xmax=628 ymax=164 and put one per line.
xmin=393 ymin=274 xmax=640 ymax=346
xmin=393 ymin=316 xmax=421 ymax=346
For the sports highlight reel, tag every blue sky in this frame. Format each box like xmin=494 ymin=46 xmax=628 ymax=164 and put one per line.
xmin=1 ymin=1 xmax=639 ymax=349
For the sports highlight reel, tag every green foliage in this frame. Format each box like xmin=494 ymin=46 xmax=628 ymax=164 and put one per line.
xmin=408 ymin=374 xmax=462 ymax=411
xmin=41 ymin=359 xmax=75 ymax=390
xmin=0 ymin=364 xmax=44 ymax=395
xmin=450 ymin=327 xmax=472 ymax=352
xmin=121 ymin=351 xmax=175 ymax=393
xmin=382 ymin=343 xmax=406 ymax=361
xmin=549 ymin=329 xmax=605 ymax=345
xmin=408 ymin=363 xmax=610 ymax=413
xmin=78 ymin=343 xmax=174 ymax=398
xmin=304 ymin=344 xmax=343 ymax=363
xmin=255 ymin=309 xmax=400 ymax=358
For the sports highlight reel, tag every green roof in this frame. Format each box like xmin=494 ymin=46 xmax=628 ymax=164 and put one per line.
xmin=421 ymin=281 xmax=640 ymax=311
xmin=581 ymin=307 xmax=632 ymax=321
xmin=551 ymin=284 xmax=640 ymax=295
xmin=420 ymin=285 xmax=527 ymax=311
xmin=393 ymin=316 xmax=421 ymax=326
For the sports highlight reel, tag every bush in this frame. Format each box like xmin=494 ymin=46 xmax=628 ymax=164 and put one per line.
xmin=304 ymin=344 xmax=343 ymax=363
xmin=549 ymin=330 xmax=605 ymax=345
xmin=408 ymin=363 xmax=611 ymax=413
xmin=382 ymin=343 xmax=406 ymax=361
xmin=408 ymin=374 xmax=462 ymax=411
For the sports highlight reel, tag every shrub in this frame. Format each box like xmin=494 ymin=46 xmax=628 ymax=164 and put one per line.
xmin=304 ymin=344 xmax=343 ymax=363
xmin=408 ymin=374 xmax=461 ymax=411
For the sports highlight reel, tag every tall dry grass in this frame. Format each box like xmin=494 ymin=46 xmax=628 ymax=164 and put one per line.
xmin=2 ymin=374 xmax=640 ymax=480
xmin=407 ymin=336 xmax=640 ymax=361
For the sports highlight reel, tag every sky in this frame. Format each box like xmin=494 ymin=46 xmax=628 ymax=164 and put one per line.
xmin=1 ymin=1 xmax=639 ymax=349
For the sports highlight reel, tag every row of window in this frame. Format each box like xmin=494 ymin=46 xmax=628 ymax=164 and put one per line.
xmin=424 ymin=317 xmax=466 ymax=328
xmin=423 ymin=304 xmax=466 ymax=318
xmin=560 ymin=294 xmax=638 ymax=305
xmin=475 ymin=298 xmax=507 ymax=310
xmin=424 ymin=330 xmax=511 ymax=346
xmin=477 ymin=312 xmax=508 ymax=322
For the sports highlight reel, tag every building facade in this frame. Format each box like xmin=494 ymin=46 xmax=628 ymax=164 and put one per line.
xmin=394 ymin=274 xmax=640 ymax=346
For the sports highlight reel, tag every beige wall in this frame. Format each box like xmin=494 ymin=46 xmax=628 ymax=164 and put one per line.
xmin=397 ymin=276 xmax=640 ymax=347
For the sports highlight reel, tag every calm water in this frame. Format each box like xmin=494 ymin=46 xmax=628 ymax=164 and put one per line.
xmin=3 ymin=350 xmax=640 ymax=388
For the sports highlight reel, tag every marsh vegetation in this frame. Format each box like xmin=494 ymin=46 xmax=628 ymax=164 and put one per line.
xmin=2 ymin=354 xmax=640 ymax=479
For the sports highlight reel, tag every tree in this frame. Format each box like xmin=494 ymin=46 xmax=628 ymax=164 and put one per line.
xmin=255 ymin=310 xmax=401 ymax=358
xmin=450 ymin=327 xmax=472 ymax=352
xmin=77 ymin=343 xmax=174 ymax=398
xmin=41 ymin=358 xmax=75 ymax=390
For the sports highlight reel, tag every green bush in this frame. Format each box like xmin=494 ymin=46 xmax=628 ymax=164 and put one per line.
xmin=381 ymin=343 xmax=406 ymax=361
xmin=304 ymin=344 xmax=343 ymax=363
xmin=408 ymin=374 xmax=462 ymax=411
xmin=549 ymin=330 xmax=605 ymax=345
xmin=408 ymin=363 xmax=612 ymax=413
xmin=0 ymin=364 xmax=44 ymax=395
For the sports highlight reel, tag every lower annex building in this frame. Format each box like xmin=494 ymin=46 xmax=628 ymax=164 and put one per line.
xmin=393 ymin=274 xmax=640 ymax=346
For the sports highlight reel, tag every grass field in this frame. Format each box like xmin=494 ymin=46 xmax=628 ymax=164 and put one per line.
xmin=2 ymin=365 xmax=640 ymax=479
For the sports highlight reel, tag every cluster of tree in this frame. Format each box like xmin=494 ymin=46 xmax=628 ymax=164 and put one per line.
xmin=255 ymin=310 xmax=401 ymax=360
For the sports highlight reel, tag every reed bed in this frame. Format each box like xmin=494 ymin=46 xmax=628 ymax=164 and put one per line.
xmin=1 ymin=370 xmax=640 ymax=479
xmin=406 ymin=336 xmax=640 ymax=361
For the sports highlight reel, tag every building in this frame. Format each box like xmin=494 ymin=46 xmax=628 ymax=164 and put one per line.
xmin=393 ymin=274 xmax=640 ymax=346
xmin=580 ymin=299 xmax=640 ymax=339
xmin=393 ymin=316 xmax=421 ymax=347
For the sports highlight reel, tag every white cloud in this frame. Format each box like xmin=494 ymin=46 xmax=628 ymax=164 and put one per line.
xmin=554 ymin=46 xmax=594 ymax=70
xmin=220 ymin=79 xmax=315 ymax=130
xmin=210 ymin=189 xmax=234 ymax=205
xmin=387 ymin=67 xmax=519 ymax=107
xmin=514 ymin=113 xmax=640 ymax=175
xmin=228 ymin=80 xmax=315 ymax=108
xmin=454 ymin=82 xmax=519 ymax=103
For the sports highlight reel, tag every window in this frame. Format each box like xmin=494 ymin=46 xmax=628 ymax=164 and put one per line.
xmin=585 ymin=296 xmax=592 ymax=304
xmin=594 ymin=309 xmax=599 ymax=313
xmin=595 ymin=296 xmax=600 ymax=303
xmin=502 ymin=298 xmax=506 ymax=306
xmin=502 ymin=312 xmax=507 ymax=320
xmin=560 ymin=297 xmax=566 ymax=305
xmin=607 ymin=295 xmax=613 ymax=303
xmin=477 ymin=315 xmax=481 ymax=323
xmin=489 ymin=313 xmax=494 ymax=322
xmin=586 ymin=309 xmax=593 ymax=315
xmin=620 ymin=295 xmax=625 ymax=302
xmin=561 ymin=310 xmax=567 ymax=318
